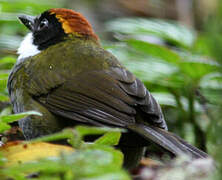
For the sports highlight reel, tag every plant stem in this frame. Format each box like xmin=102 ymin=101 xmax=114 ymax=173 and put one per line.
xmin=189 ymin=88 xmax=206 ymax=151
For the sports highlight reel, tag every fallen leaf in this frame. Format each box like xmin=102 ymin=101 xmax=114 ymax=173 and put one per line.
xmin=0 ymin=141 xmax=74 ymax=166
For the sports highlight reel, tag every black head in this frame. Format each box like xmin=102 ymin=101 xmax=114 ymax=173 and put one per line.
xmin=18 ymin=11 xmax=66 ymax=50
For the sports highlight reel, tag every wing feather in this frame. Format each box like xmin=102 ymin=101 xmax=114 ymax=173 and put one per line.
xmin=36 ymin=67 xmax=167 ymax=129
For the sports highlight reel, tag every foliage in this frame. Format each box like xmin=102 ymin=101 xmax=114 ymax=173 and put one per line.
xmin=105 ymin=17 xmax=219 ymax=151
xmin=105 ymin=14 xmax=222 ymax=178
xmin=0 ymin=126 xmax=129 ymax=179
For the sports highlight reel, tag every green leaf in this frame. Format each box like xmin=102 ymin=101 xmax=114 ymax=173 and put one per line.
xmin=0 ymin=35 xmax=22 ymax=50
xmin=75 ymin=126 xmax=125 ymax=137
xmin=0 ymin=107 xmax=12 ymax=116
xmin=0 ymin=56 xmax=16 ymax=64
xmin=106 ymin=18 xmax=195 ymax=48
xmin=0 ymin=71 xmax=10 ymax=91
xmin=30 ymin=128 xmax=82 ymax=149
xmin=0 ymin=56 xmax=16 ymax=70
xmin=0 ymin=93 xmax=9 ymax=102
xmin=106 ymin=43 xmax=183 ymax=88
xmin=1 ymin=146 xmax=127 ymax=179
xmin=0 ymin=0 xmax=64 ymax=15
xmin=84 ymin=145 xmax=124 ymax=171
xmin=0 ymin=122 xmax=11 ymax=132
xmin=125 ymin=39 xmax=181 ymax=63
xmin=177 ymin=52 xmax=219 ymax=80
xmin=31 ymin=127 xmax=124 ymax=149
xmin=152 ymin=92 xmax=177 ymax=106
xmin=0 ymin=111 xmax=42 ymax=123
xmin=200 ymin=72 xmax=222 ymax=90
xmin=199 ymin=73 xmax=222 ymax=105
xmin=94 ymin=132 xmax=121 ymax=146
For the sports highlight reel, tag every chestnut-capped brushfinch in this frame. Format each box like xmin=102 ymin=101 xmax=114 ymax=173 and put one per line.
xmin=8 ymin=8 xmax=208 ymax=169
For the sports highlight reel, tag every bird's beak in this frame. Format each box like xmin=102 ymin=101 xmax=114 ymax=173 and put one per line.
xmin=18 ymin=15 xmax=35 ymax=31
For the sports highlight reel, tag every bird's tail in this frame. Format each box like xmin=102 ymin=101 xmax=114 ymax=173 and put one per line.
xmin=128 ymin=124 xmax=208 ymax=159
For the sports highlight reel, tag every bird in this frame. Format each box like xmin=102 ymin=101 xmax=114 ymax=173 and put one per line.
xmin=7 ymin=8 xmax=208 ymax=169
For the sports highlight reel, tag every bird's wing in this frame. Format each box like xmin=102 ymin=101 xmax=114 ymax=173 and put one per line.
xmin=33 ymin=67 xmax=167 ymax=129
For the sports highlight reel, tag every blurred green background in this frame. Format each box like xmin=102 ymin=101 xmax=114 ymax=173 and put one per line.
xmin=0 ymin=0 xmax=222 ymax=179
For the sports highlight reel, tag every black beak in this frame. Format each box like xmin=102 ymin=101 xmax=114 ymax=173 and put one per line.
xmin=18 ymin=15 xmax=35 ymax=31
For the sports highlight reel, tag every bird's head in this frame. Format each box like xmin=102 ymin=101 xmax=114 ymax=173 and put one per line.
xmin=18 ymin=8 xmax=98 ymax=60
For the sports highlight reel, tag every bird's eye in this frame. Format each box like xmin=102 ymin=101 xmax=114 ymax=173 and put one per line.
xmin=24 ymin=20 xmax=33 ymax=30
xmin=27 ymin=21 xmax=32 ymax=27
xmin=38 ymin=18 xmax=48 ymax=30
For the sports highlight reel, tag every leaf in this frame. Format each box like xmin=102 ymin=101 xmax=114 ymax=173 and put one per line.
xmin=199 ymin=72 xmax=222 ymax=105
xmin=80 ymin=146 xmax=124 ymax=173
xmin=0 ymin=141 xmax=74 ymax=167
xmin=75 ymin=126 xmax=125 ymax=137
xmin=106 ymin=18 xmax=196 ymax=48
xmin=106 ymin=43 xmax=183 ymax=88
xmin=0 ymin=142 xmax=128 ymax=179
xmin=152 ymin=92 xmax=177 ymax=106
xmin=0 ymin=93 xmax=9 ymax=102
xmin=0 ymin=56 xmax=16 ymax=64
xmin=200 ymin=72 xmax=222 ymax=90
xmin=0 ymin=0 xmax=64 ymax=16
xmin=0 ymin=111 xmax=42 ymax=123
xmin=0 ymin=56 xmax=16 ymax=70
xmin=0 ymin=71 xmax=11 ymax=91
xmin=0 ymin=107 xmax=12 ymax=116
xmin=0 ymin=35 xmax=22 ymax=50
xmin=125 ymin=39 xmax=181 ymax=63
xmin=0 ymin=122 xmax=11 ymax=133
xmin=94 ymin=132 xmax=121 ymax=146
xmin=30 ymin=128 xmax=78 ymax=143
xmin=177 ymin=52 xmax=219 ymax=80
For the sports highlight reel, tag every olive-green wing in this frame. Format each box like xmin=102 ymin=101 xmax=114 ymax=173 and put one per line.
xmin=35 ymin=67 xmax=167 ymax=129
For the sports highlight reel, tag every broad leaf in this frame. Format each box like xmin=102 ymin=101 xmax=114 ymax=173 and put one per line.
xmin=0 ymin=111 xmax=42 ymax=123
xmin=94 ymin=132 xmax=121 ymax=146
xmin=106 ymin=18 xmax=195 ymax=48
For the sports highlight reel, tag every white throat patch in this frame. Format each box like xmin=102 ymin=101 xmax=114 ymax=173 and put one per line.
xmin=17 ymin=33 xmax=41 ymax=62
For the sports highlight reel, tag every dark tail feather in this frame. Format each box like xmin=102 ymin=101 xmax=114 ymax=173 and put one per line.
xmin=128 ymin=124 xmax=208 ymax=159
